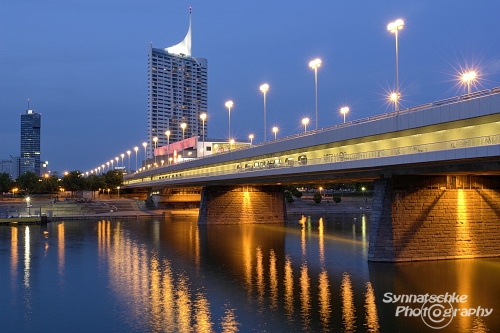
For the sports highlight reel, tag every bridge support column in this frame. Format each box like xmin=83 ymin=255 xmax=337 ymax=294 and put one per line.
xmin=369 ymin=175 xmax=500 ymax=262
xmin=198 ymin=185 xmax=286 ymax=225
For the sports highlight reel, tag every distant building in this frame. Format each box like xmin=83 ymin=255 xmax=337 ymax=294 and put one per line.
xmin=147 ymin=8 xmax=208 ymax=160
xmin=20 ymin=109 xmax=41 ymax=176
xmin=0 ymin=157 xmax=19 ymax=179
xmin=142 ymin=136 xmax=250 ymax=168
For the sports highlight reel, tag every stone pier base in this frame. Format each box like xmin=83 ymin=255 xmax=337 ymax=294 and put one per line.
xmin=198 ymin=185 xmax=286 ymax=225
xmin=369 ymin=175 xmax=500 ymax=262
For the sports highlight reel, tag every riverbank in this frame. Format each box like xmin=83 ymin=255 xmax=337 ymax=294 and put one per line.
xmin=0 ymin=196 xmax=371 ymax=220
xmin=286 ymin=196 xmax=372 ymax=214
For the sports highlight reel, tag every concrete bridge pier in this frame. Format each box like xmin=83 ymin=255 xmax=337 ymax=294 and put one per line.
xmin=198 ymin=185 xmax=286 ymax=225
xmin=369 ymin=175 xmax=500 ymax=262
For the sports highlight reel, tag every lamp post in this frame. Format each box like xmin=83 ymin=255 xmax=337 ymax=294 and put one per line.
xmin=110 ymin=159 xmax=114 ymax=170
xmin=126 ymin=150 xmax=131 ymax=173
xmin=115 ymin=157 xmax=119 ymax=169
xmin=134 ymin=146 xmax=138 ymax=171
xmin=387 ymin=18 xmax=404 ymax=111
xmin=120 ymin=153 xmax=125 ymax=168
xmin=200 ymin=113 xmax=207 ymax=157
xmin=26 ymin=196 xmax=31 ymax=216
xmin=142 ymin=142 xmax=147 ymax=165
xmin=153 ymin=137 xmax=158 ymax=165
xmin=117 ymin=186 xmax=120 ymax=198
xmin=340 ymin=106 xmax=349 ymax=123
xmin=165 ymin=130 xmax=170 ymax=164
xmin=180 ymin=123 xmax=187 ymax=158
xmin=260 ymin=83 xmax=269 ymax=141
xmin=106 ymin=161 xmax=110 ymax=172
xmin=309 ymin=58 xmax=321 ymax=129
xmin=249 ymin=134 xmax=254 ymax=145
xmin=225 ymin=100 xmax=233 ymax=141
xmin=461 ymin=70 xmax=477 ymax=94
xmin=272 ymin=126 xmax=278 ymax=140
xmin=302 ymin=117 xmax=310 ymax=133
xmin=180 ymin=123 xmax=187 ymax=140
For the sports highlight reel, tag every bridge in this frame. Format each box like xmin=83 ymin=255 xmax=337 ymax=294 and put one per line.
xmin=123 ymin=88 xmax=500 ymax=262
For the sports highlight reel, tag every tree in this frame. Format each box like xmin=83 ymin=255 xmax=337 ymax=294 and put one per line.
xmin=61 ymin=171 xmax=86 ymax=197
xmin=17 ymin=171 xmax=40 ymax=196
xmin=0 ymin=172 xmax=13 ymax=200
xmin=103 ymin=170 xmax=123 ymax=191
xmin=313 ymin=191 xmax=322 ymax=204
xmin=85 ymin=174 xmax=106 ymax=198
xmin=40 ymin=173 xmax=59 ymax=198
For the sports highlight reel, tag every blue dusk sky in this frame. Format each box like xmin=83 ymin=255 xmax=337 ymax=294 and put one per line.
xmin=1 ymin=0 xmax=499 ymax=173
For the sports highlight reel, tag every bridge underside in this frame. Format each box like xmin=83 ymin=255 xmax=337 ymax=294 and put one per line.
xmin=369 ymin=175 xmax=500 ymax=262
xmin=198 ymin=185 xmax=286 ymax=225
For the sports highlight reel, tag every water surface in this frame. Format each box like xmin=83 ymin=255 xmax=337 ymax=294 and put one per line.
xmin=1 ymin=214 xmax=499 ymax=332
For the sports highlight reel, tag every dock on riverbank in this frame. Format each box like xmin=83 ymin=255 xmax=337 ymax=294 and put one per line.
xmin=0 ymin=216 xmax=48 ymax=225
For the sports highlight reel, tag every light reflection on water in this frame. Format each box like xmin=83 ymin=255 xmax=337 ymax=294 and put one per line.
xmin=1 ymin=214 xmax=499 ymax=332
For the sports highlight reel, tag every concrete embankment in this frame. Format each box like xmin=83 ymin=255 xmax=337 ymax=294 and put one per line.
xmin=286 ymin=196 xmax=372 ymax=215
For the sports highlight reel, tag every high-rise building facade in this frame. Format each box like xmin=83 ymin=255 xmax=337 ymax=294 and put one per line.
xmin=147 ymin=9 xmax=208 ymax=159
xmin=20 ymin=109 xmax=41 ymax=175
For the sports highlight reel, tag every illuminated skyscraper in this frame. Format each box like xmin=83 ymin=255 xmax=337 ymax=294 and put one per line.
xmin=20 ymin=108 xmax=41 ymax=175
xmin=147 ymin=8 xmax=208 ymax=159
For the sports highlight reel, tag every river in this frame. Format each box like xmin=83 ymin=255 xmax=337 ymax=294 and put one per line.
xmin=0 ymin=213 xmax=499 ymax=332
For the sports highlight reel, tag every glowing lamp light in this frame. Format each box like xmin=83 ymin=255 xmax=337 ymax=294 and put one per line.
xmin=387 ymin=19 xmax=404 ymax=33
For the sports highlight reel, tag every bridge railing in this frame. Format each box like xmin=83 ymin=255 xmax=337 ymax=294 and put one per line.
xmin=125 ymin=133 xmax=499 ymax=186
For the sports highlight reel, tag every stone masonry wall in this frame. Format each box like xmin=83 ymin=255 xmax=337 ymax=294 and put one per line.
xmin=198 ymin=185 xmax=286 ymax=225
xmin=369 ymin=177 xmax=500 ymax=262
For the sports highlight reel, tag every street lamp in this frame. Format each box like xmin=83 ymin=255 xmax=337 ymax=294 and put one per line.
xmin=120 ymin=153 xmax=125 ymax=168
xmin=260 ymin=83 xmax=269 ymax=141
xmin=126 ymin=150 xmax=131 ymax=173
xmin=115 ymin=157 xmax=119 ymax=169
xmin=134 ymin=146 xmax=138 ymax=171
xmin=106 ymin=161 xmax=110 ymax=172
xmin=340 ymin=106 xmax=349 ymax=123
xmin=272 ymin=126 xmax=279 ymax=140
xmin=309 ymin=58 xmax=321 ymax=129
xmin=229 ymin=138 xmax=235 ymax=150
xmin=180 ymin=123 xmax=187 ymax=140
xmin=249 ymin=134 xmax=254 ymax=145
xmin=200 ymin=113 xmax=207 ymax=157
xmin=461 ymin=70 xmax=477 ymax=94
xmin=302 ymin=117 xmax=310 ymax=132
xmin=225 ymin=100 xmax=233 ymax=140
xmin=110 ymin=159 xmax=114 ymax=170
xmin=26 ymin=196 xmax=31 ymax=216
xmin=142 ymin=142 xmax=147 ymax=164
xmin=387 ymin=18 xmax=404 ymax=111
xmin=117 ymin=186 xmax=120 ymax=198
xmin=165 ymin=130 xmax=171 ymax=164
xmin=153 ymin=136 xmax=158 ymax=165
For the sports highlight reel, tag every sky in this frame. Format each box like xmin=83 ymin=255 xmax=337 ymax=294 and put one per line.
xmin=1 ymin=0 xmax=500 ymax=174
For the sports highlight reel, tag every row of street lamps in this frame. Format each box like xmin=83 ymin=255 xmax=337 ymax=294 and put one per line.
xmin=87 ymin=18 xmax=480 ymax=176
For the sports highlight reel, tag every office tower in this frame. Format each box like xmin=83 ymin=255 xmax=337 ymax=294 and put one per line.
xmin=147 ymin=8 xmax=208 ymax=159
xmin=20 ymin=108 xmax=41 ymax=175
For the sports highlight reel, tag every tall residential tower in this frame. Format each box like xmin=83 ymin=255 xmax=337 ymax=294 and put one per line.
xmin=20 ymin=108 xmax=41 ymax=176
xmin=147 ymin=8 xmax=208 ymax=159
